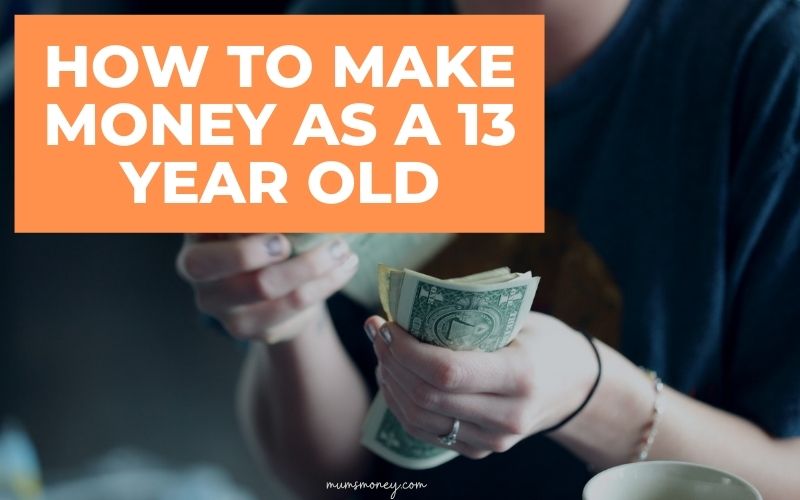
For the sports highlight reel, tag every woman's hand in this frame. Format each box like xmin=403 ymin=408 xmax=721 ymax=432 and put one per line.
xmin=366 ymin=311 xmax=599 ymax=459
xmin=177 ymin=233 xmax=359 ymax=343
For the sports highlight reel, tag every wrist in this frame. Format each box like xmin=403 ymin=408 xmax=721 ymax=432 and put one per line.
xmin=538 ymin=331 xmax=602 ymax=434
xmin=549 ymin=342 xmax=653 ymax=469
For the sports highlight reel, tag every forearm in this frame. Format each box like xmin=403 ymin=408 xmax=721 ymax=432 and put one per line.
xmin=237 ymin=305 xmax=372 ymax=498
xmin=551 ymin=341 xmax=800 ymax=499
xmin=648 ymin=390 xmax=799 ymax=499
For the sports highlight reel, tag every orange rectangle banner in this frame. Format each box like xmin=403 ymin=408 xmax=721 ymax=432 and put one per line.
xmin=15 ymin=14 xmax=544 ymax=233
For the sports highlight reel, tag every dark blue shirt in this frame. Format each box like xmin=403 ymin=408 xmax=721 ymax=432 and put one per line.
xmin=301 ymin=0 xmax=800 ymax=498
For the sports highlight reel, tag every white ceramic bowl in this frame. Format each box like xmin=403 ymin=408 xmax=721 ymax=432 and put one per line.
xmin=583 ymin=461 xmax=762 ymax=500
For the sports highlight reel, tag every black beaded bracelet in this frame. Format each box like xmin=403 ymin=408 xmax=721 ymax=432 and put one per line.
xmin=540 ymin=331 xmax=603 ymax=434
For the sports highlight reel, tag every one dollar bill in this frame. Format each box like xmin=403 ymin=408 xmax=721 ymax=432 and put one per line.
xmin=361 ymin=265 xmax=540 ymax=469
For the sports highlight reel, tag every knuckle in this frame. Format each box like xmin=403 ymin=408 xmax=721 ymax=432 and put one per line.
xmin=177 ymin=248 xmax=207 ymax=281
xmin=301 ymin=249 xmax=330 ymax=277
xmin=501 ymin=409 xmax=529 ymax=435
xmin=463 ymin=449 xmax=490 ymax=460
xmin=487 ymin=438 xmax=505 ymax=453
xmin=432 ymin=361 xmax=463 ymax=391
xmin=286 ymin=287 xmax=313 ymax=310
xmin=411 ymin=383 xmax=440 ymax=410
xmin=253 ymin=270 xmax=279 ymax=301
xmin=514 ymin=371 xmax=535 ymax=397
xmin=258 ymin=267 xmax=291 ymax=305
xmin=489 ymin=436 xmax=516 ymax=453
xmin=221 ymin=315 xmax=253 ymax=339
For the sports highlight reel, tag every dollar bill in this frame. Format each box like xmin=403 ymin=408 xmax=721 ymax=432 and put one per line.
xmin=361 ymin=265 xmax=540 ymax=469
xmin=286 ymin=234 xmax=454 ymax=307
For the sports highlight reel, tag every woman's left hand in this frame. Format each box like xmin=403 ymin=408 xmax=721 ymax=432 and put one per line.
xmin=366 ymin=311 xmax=599 ymax=459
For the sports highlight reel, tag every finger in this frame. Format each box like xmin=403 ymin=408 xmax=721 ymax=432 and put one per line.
xmin=375 ymin=321 xmax=519 ymax=395
xmin=403 ymin=426 xmax=493 ymax=460
xmin=195 ymin=268 xmax=273 ymax=311
xmin=369 ymin=316 xmax=530 ymax=433
xmin=195 ymin=240 xmax=354 ymax=310
xmin=363 ymin=315 xmax=387 ymax=343
xmin=177 ymin=234 xmax=290 ymax=282
xmin=377 ymin=343 xmax=522 ymax=432
xmin=214 ymin=254 xmax=359 ymax=337
xmin=378 ymin=367 xmax=491 ymax=460
xmin=257 ymin=238 xmax=352 ymax=299
xmin=379 ymin=363 xmax=504 ymax=452
xmin=378 ymin=364 xmax=410 ymax=422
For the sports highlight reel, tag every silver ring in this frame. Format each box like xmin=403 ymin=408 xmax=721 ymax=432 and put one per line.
xmin=438 ymin=418 xmax=460 ymax=447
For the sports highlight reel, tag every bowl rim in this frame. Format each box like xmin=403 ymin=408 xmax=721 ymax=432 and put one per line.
xmin=583 ymin=460 xmax=762 ymax=500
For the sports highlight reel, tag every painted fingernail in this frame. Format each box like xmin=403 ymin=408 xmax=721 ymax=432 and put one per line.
xmin=364 ymin=322 xmax=376 ymax=342
xmin=379 ymin=324 xmax=392 ymax=345
xmin=328 ymin=239 xmax=347 ymax=260
xmin=265 ymin=236 xmax=284 ymax=256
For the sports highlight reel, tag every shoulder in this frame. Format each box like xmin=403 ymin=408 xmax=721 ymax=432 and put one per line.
xmin=649 ymin=0 xmax=797 ymax=38
xmin=648 ymin=0 xmax=800 ymax=177
xmin=729 ymin=1 xmax=800 ymax=178
xmin=645 ymin=0 xmax=800 ymax=71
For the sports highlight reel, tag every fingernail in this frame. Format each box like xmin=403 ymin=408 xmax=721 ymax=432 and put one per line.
xmin=328 ymin=239 xmax=347 ymax=260
xmin=266 ymin=236 xmax=284 ymax=256
xmin=364 ymin=322 xmax=376 ymax=342
xmin=379 ymin=324 xmax=392 ymax=345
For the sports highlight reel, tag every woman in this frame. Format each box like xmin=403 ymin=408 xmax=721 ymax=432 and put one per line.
xmin=177 ymin=0 xmax=800 ymax=497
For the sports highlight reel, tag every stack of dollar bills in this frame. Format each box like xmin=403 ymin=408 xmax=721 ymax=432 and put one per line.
xmin=361 ymin=264 xmax=540 ymax=469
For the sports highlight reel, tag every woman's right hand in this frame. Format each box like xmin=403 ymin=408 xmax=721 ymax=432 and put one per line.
xmin=176 ymin=234 xmax=359 ymax=343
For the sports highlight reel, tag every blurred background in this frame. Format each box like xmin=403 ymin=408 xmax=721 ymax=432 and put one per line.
xmin=1 ymin=1 xmax=293 ymax=498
